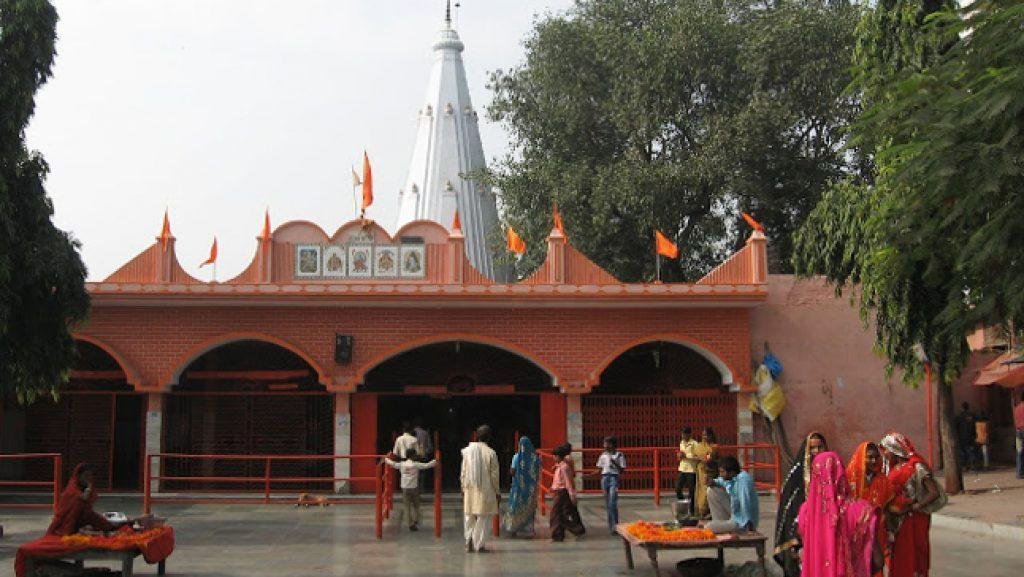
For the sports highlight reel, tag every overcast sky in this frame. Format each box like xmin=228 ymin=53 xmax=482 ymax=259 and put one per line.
xmin=26 ymin=0 xmax=574 ymax=281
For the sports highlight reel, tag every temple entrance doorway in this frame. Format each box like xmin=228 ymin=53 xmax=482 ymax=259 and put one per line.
xmin=377 ymin=394 xmax=540 ymax=491
xmin=353 ymin=340 xmax=557 ymax=492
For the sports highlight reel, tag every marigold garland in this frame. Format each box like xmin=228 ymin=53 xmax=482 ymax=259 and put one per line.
xmin=626 ymin=521 xmax=716 ymax=542
xmin=61 ymin=528 xmax=168 ymax=549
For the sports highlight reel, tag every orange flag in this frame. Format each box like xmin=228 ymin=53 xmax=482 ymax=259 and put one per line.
xmin=506 ymin=226 xmax=526 ymax=255
xmin=159 ymin=209 xmax=172 ymax=252
xmin=741 ymin=212 xmax=765 ymax=232
xmin=200 ymin=237 xmax=218 ymax=267
xmin=552 ymin=205 xmax=565 ymax=234
xmin=452 ymin=209 xmax=462 ymax=231
xmin=361 ymin=152 xmax=373 ymax=212
xmin=655 ymin=230 xmax=679 ymax=259
xmin=260 ymin=210 xmax=271 ymax=241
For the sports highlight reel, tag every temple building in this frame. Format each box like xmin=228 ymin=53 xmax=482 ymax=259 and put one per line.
xmin=0 ymin=6 xmax=932 ymax=496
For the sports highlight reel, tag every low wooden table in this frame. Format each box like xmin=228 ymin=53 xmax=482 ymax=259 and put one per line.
xmin=615 ymin=523 xmax=767 ymax=577
xmin=23 ymin=548 xmax=166 ymax=577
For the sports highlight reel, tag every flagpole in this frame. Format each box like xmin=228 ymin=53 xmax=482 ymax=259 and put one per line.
xmin=213 ymin=261 xmax=217 ymax=283
xmin=656 ymin=251 xmax=661 ymax=283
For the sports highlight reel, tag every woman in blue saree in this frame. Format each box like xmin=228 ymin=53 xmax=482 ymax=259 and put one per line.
xmin=503 ymin=436 xmax=541 ymax=536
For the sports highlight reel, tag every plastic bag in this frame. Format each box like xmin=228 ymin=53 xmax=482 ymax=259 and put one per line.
xmin=763 ymin=352 xmax=783 ymax=378
xmin=761 ymin=384 xmax=787 ymax=421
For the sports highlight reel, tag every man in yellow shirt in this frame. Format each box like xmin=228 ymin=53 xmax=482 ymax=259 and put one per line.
xmin=675 ymin=426 xmax=700 ymax=515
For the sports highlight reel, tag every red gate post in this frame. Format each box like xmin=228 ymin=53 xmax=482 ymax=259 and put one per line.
xmin=773 ymin=444 xmax=782 ymax=500
xmin=434 ymin=449 xmax=442 ymax=538
xmin=143 ymin=454 xmax=151 ymax=514
xmin=375 ymin=461 xmax=383 ymax=540
xmin=52 ymin=454 xmax=62 ymax=515
xmin=264 ymin=457 xmax=272 ymax=504
xmin=653 ymin=448 xmax=661 ymax=507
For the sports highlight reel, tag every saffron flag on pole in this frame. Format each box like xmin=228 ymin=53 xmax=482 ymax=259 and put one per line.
xmin=740 ymin=212 xmax=765 ymax=232
xmin=452 ymin=209 xmax=462 ymax=231
xmin=655 ymin=230 xmax=679 ymax=259
xmin=260 ymin=209 xmax=272 ymax=241
xmin=506 ymin=226 xmax=526 ymax=255
xmin=361 ymin=152 xmax=373 ymax=212
xmin=159 ymin=209 xmax=172 ymax=252
xmin=200 ymin=237 xmax=218 ymax=267
xmin=552 ymin=205 xmax=565 ymax=234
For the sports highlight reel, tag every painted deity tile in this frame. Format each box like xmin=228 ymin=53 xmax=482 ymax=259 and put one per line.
xmin=295 ymin=245 xmax=322 ymax=278
xmin=399 ymin=245 xmax=426 ymax=278
xmin=348 ymin=245 xmax=372 ymax=278
xmin=322 ymin=245 xmax=347 ymax=278
xmin=374 ymin=246 xmax=399 ymax=278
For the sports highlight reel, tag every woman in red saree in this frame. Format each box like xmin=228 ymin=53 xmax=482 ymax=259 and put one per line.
xmin=846 ymin=442 xmax=892 ymax=577
xmin=798 ymin=451 xmax=880 ymax=577
xmin=880 ymin=432 xmax=940 ymax=577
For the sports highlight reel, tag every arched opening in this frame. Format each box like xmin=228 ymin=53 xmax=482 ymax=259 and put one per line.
xmin=354 ymin=340 xmax=557 ymax=491
xmin=584 ymin=341 xmax=737 ymax=491
xmin=163 ymin=340 xmax=332 ymax=491
xmin=6 ymin=341 xmax=144 ymax=490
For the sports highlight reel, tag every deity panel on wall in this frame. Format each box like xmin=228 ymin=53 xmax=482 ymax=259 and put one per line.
xmin=322 ymin=246 xmax=347 ymax=278
xmin=348 ymin=245 xmax=372 ymax=278
xmin=374 ymin=246 xmax=399 ymax=278
xmin=399 ymin=245 xmax=426 ymax=278
xmin=295 ymin=245 xmax=322 ymax=278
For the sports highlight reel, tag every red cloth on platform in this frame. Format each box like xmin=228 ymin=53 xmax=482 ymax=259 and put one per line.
xmin=15 ymin=526 xmax=175 ymax=577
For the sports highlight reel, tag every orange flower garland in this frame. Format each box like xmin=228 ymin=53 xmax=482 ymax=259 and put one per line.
xmin=61 ymin=528 xmax=168 ymax=549
xmin=626 ymin=521 xmax=716 ymax=542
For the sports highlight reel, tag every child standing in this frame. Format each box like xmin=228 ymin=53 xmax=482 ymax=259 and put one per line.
xmin=595 ymin=436 xmax=626 ymax=535
xmin=384 ymin=452 xmax=437 ymax=531
xmin=675 ymin=426 xmax=699 ymax=515
xmin=549 ymin=443 xmax=585 ymax=542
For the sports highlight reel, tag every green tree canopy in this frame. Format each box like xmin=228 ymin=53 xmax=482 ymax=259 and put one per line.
xmin=0 ymin=0 xmax=90 ymax=403
xmin=486 ymin=0 xmax=862 ymax=281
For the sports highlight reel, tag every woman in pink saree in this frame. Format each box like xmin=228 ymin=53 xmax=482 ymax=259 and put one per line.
xmin=798 ymin=451 xmax=881 ymax=577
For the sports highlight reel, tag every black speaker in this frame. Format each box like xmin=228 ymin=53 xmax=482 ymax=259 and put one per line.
xmin=335 ymin=334 xmax=353 ymax=364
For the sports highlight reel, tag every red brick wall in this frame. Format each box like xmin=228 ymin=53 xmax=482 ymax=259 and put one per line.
xmin=77 ymin=305 xmax=752 ymax=393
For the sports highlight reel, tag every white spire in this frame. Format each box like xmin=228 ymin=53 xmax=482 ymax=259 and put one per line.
xmin=396 ymin=4 xmax=507 ymax=281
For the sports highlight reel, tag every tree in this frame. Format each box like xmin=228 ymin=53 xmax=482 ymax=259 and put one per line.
xmin=0 ymin=0 xmax=90 ymax=403
xmin=792 ymin=0 xmax=968 ymax=492
xmin=485 ymin=0 xmax=862 ymax=281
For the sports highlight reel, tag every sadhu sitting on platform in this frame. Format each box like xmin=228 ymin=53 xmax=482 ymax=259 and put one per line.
xmin=47 ymin=463 xmax=135 ymax=537
xmin=16 ymin=462 xmax=173 ymax=577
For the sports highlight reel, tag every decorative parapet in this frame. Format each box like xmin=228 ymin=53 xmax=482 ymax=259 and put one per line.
xmin=696 ymin=231 xmax=768 ymax=286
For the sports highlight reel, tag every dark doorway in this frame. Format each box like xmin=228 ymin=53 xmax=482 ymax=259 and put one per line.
xmin=377 ymin=394 xmax=540 ymax=491
xmin=112 ymin=395 xmax=144 ymax=489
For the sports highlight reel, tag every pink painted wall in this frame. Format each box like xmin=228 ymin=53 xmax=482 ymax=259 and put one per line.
xmin=749 ymin=275 xmax=928 ymax=463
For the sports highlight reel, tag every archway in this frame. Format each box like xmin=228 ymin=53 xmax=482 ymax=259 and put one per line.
xmin=162 ymin=340 xmax=332 ymax=491
xmin=584 ymin=340 xmax=737 ymax=491
xmin=12 ymin=340 xmax=144 ymax=490
xmin=354 ymin=340 xmax=559 ymax=491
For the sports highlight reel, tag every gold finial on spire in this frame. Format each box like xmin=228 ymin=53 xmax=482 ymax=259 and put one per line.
xmin=445 ymin=0 xmax=451 ymax=23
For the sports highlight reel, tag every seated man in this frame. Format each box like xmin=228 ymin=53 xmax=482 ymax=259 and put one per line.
xmin=706 ymin=456 xmax=759 ymax=534
xmin=47 ymin=463 xmax=132 ymax=536
xmin=703 ymin=460 xmax=732 ymax=526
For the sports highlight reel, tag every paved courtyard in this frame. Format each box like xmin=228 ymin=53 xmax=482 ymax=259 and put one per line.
xmin=2 ymin=495 xmax=1023 ymax=576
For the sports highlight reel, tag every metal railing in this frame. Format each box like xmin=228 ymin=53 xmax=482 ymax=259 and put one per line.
xmin=535 ymin=443 xmax=781 ymax=516
xmin=0 ymin=453 xmax=62 ymax=513
xmin=143 ymin=453 xmax=388 ymax=538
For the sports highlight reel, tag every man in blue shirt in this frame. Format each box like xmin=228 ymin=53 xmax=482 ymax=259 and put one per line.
xmin=706 ymin=456 xmax=758 ymax=533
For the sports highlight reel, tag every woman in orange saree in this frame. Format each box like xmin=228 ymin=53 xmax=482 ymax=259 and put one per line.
xmin=846 ymin=442 xmax=892 ymax=577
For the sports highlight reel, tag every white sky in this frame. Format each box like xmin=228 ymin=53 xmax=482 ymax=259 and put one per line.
xmin=26 ymin=0 xmax=573 ymax=281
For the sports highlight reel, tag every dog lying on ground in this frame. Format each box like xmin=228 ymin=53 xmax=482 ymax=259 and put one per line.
xmin=296 ymin=493 xmax=331 ymax=507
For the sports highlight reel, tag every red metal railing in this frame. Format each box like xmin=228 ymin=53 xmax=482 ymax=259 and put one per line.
xmin=536 ymin=444 xmax=780 ymax=516
xmin=0 ymin=453 xmax=62 ymax=513
xmin=143 ymin=453 xmax=388 ymax=538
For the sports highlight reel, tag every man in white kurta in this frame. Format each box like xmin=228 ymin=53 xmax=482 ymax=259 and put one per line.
xmin=460 ymin=425 xmax=500 ymax=552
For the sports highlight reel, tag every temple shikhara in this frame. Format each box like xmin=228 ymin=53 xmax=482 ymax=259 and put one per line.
xmin=0 ymin=6 xmax=930 ymax=496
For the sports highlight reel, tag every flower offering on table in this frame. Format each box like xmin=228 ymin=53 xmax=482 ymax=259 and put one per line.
xmin=626 ymin=521 xmax=716 ymax=542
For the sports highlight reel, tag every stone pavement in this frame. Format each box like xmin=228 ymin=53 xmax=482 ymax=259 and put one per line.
xmin=2 ymin=495 xmax=1023 ymax=576
xmin=933 ymin=465 xmax=1024 ymax=540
